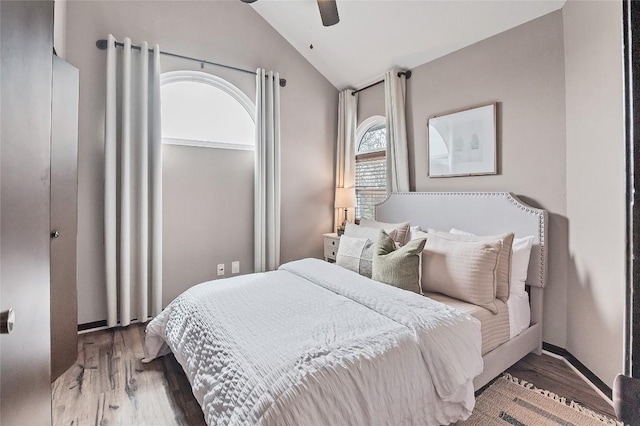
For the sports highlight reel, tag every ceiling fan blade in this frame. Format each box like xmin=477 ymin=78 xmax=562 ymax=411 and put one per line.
xmin=317 ymin=0 xmax=339 ymax=27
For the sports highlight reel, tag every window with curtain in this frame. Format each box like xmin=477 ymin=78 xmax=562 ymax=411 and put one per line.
xmin=160 ymin=70 xmax=255 ymax=150
xmin=355 ymin=116 xmax=387 ymax=219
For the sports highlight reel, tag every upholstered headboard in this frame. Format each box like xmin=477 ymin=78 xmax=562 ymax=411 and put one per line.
xmin=375 ymin=192 xmax=547 ymax=289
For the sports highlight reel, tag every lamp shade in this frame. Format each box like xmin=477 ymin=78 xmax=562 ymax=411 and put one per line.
xmin=335 ymin=187 xmax=356 ymax=208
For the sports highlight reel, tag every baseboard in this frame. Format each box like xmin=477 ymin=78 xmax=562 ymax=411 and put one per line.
xmin=543 ymin=342 xmax=613 ymax=400
xmin=78 ymin=317 xmax=152 ymax=334
xmin=78 ymin=320 xmax=107 ymax=332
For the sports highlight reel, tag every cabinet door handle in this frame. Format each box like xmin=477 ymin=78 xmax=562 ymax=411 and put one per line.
xmin=51 ymin=230 xmax=60 ymax=239
xmin=0 ymin=309 xmax=15 ymax=334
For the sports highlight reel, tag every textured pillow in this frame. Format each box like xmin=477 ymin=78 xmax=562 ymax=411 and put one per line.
xmin=336 ymin=236 xmax=374 ymax=277
xmin=341 ymin=222 xmax=386 ymax=278
xmin=421 ymin=234 xmax=501 ymax=313
xmin=358 ymin=218 xmax=410 ymax=246
xmin=450 ymin=228 xmax=532 ymax=298
xmin=432 ymin=229 xmax=514 ymax=302
xmin=372 ymin=231 xmax=426 ymax=294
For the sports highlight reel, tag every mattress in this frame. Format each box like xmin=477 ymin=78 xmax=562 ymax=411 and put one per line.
xmin=145 ymin=259 xmax=483 ymax=425
xmin=424 ymin=292 xmax=511 ymax=355
xmin=507 ymin=291 xmax=531 ymax=338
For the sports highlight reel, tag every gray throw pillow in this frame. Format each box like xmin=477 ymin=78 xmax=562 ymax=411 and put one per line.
xmin=372 ymin=230 xmax=426 ymax=294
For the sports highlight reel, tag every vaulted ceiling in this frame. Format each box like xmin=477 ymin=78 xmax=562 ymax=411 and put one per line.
xmin=249 ymin=0 xmax=566 ymax=90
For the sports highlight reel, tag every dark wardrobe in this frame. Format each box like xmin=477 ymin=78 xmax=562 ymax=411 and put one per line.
xmin=1 ymin=2 xmax=79 ymax=423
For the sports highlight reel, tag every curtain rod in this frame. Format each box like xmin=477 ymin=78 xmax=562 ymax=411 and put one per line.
xmin=95 ymin=39 xmax=287 ymax=88
xmin=351 ymin=70 xmax=412 ymax=96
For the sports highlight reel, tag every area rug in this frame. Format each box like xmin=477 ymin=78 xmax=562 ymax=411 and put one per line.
xmin=457 ymin=374 xmax=621 ymax=425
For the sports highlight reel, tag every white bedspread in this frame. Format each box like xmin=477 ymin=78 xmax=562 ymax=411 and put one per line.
xmin=144 ymin=258 xmax=483 ymax=425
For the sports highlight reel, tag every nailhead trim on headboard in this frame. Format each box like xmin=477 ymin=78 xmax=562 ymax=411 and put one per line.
xmin=376 ymin=192 xmax=547 ymax=289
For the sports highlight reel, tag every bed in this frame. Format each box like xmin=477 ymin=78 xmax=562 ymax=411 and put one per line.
xmin=144 ymin=191 xmax=547 ymax=424
xmin=374 ymin=192 xmax=547 ymax=390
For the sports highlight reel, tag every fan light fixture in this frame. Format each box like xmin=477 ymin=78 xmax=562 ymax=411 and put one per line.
xmin=240 ymin=0 xmax=340 ymax=27
xmin=317 ymin=0 xmax=340 ymax=27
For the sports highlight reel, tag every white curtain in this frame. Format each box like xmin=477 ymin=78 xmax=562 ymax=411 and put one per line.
xmin=334 ymin=90 xmax=358 ymax=230
xmin=384 ymin=69 xmax=410 ymax=192
xmin=254 ymin=68 xmax=281 ymax=273
xmin=105 ymin=35 xmax=162 ymax=328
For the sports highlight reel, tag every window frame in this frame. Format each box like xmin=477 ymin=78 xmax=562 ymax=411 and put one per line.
xmin=355 ymin=115 xmax=387 ymax=220
xmin=160 ymin=70 xmax=256 ymax=150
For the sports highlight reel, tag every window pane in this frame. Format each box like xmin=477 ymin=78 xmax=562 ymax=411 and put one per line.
xmin=357 ymin=125 xmax=386 ymax=154
xmin=356 ymin=191 xmax=388 ymax=219
xmin=356 ymin=158 xmax=386 ymax=190
xmin=161 ymin=81 xmax=254 ymax=145
xmin=356 ymin=157 xmax=387 ymax=218
xmin=355 ymin=121 xmax=387 ymax=219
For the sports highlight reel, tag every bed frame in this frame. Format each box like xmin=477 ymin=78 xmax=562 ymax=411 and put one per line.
xmin=375 ymin=192 xmax=547 ymax=391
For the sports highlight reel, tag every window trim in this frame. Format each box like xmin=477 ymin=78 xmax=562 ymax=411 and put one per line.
xmin=162 ymin=137 xmax=255 ymax=151
xmin=356 ymin=115 xmax=387 ymax=157
xmin=160 ymin=70 xmax=256 ymax=149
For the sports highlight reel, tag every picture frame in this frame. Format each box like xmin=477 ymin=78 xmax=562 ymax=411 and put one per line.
xmin=427 ymin=102 xmax=497 ymax=177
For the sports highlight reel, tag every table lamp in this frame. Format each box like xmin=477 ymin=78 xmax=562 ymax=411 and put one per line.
xmin=334 ymin=187 xmax=356 ymax=235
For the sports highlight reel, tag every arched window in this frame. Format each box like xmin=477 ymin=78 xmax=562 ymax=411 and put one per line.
xmin=355 ymin=116 xmax=387 ymax=219
xmin=160 ymin=71 xmax=255 ymax=150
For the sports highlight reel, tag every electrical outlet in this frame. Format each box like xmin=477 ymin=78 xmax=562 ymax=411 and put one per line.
xmin=232 ymin=261 xmax=240 ymax=274
xmin=217 ymin=263 xmax=225 ymax=276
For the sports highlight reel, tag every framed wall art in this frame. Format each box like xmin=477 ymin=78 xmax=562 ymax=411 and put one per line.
xmin=427 ymin=102 xmax=497 ymax=177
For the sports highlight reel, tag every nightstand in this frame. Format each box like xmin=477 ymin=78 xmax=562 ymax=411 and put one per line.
xmin=323 ymin=233 xmax=341 ymax=262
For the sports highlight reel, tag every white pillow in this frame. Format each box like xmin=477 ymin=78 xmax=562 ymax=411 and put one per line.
xmin=509 ymin=236 xmax=535 ymax=296
xmin=342 ymin=222 xmax=386 ymax=278
xmin=450 ymin=228 xmax=535 ymax=297
xmin=344 ymin=221 xmax=389 ymax=242
xmin=336 ymin=235 xmax=374 ymax=278
xmin=411 ymin=229 xmax=429 ymax=241
xmin=358 ymin=218 xmax=410 ymax=246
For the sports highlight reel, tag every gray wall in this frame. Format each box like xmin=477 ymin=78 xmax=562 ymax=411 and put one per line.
xmin=66 ymin=0 xmax=338 ymax=324
xmin=162 ymin=146 xmax=254 ymax=306
xmin=563 ymin=0 xmax=625 ymax=386
xmin=357 ymin=83 xmax=385 ymax=127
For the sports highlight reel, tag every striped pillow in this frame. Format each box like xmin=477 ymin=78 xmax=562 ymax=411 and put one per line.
xmin=429 ymin=229 xmax=514 ymax=302
xmin=421 ymin=234 xmax=501 ymax=314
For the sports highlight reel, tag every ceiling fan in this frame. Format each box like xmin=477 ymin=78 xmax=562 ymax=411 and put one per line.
xmin=241 ymin=0 xmax=340 ymax=27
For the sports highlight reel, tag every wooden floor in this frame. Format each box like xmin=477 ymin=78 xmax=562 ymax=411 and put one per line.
xmin=52 ymin=324 xmax=206 ymax=426
xmin=505 ymin=352 xmax=616 ymax=419
xmin=53 ymin=324 xmax=616 ymax=425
